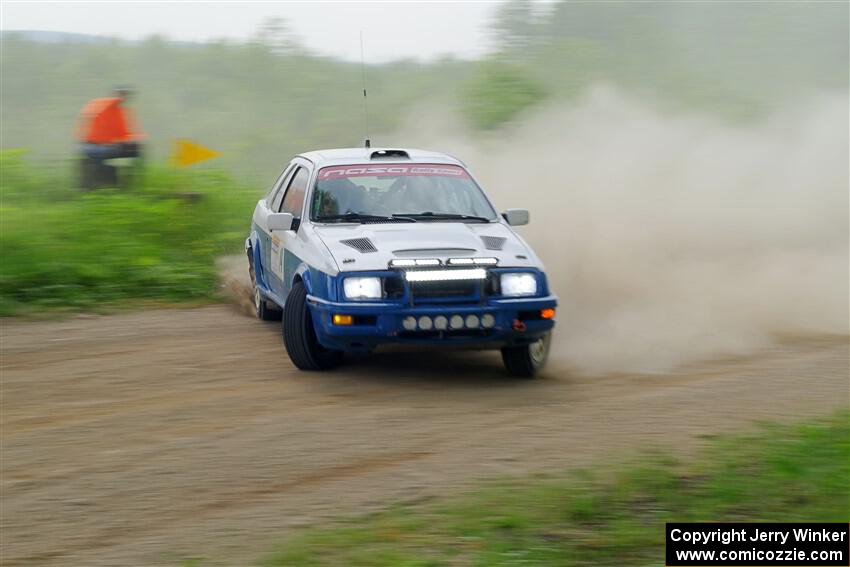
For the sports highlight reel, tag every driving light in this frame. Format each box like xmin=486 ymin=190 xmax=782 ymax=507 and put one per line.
xmin=465 ymin=314 xmax=480 ymax=328
xmin=389 ymin=258 xmax=441 ymax=268
xmin=434 ymin=315 xmax=448 ymax=330
xmin=500 ymin=273 xmax=538 ymax=297
xmin=404 ymin=268 xmax=486 ymax=282
xmin=446 ymin=257 xmax=498 ymax=266
xmin=450 ymin=315 xmax=464 ymax=329
xmin=481 ymin=313 xmax=495 ymax=328
xmin=332 ymin=314 xmax=353 ymax=326
xmin=413 ymin=258 xmax=441 ymax=266
xmin=402 ymin=316 xmax=417 ymax=331
xmin=418 ymin=316 xmax=433 ymax=330
xmin=343 ymin=276 xmax=382 ymax=300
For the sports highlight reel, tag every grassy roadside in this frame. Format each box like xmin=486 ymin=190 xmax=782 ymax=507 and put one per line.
xmin=0 ymin=151 xmax=261 ymax=316
xmin=254 ymin=411 xmax=849 ymax=567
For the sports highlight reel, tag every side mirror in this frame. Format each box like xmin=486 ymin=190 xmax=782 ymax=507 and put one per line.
xmin=268 ymin=212 xmax=294 ymax=232
xmin=502 ymin=208 xmax=529 ymax=226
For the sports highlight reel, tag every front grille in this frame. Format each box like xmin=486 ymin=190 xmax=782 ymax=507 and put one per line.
xmin=409 ymin=279 xmax=478 ymax=299
xmin=406 ymin=272 xmax=498 ymax=304
xmin=383 ymin=270 xmax=498 ymax=305
xmin=340 ymin=237 xmax=377 ymax=253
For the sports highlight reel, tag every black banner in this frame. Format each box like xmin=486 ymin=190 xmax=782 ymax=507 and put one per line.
xmin=666 ymin=523 xmax=849 ymax=566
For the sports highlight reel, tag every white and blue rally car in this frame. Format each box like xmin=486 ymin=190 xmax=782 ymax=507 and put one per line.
xmin=246 ymin=147 xmax=557 ymax=377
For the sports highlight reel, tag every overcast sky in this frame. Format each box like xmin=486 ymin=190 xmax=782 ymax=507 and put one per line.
xmin=1 ymin=1 xmax=503 ymax=62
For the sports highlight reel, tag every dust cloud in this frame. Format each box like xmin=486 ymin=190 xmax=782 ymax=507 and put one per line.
xmin=387 ymin=88 xmax=849 ymax=373
xmin=217 ymin=254 xmax=254 ymax=317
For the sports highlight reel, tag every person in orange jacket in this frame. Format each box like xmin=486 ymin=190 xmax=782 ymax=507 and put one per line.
xmin=77 ymin=86 xmax=145 ymax=189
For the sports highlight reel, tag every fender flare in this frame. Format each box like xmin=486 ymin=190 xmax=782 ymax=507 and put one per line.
xmin=293 ymin=263 xmax=313 ymax=295
xmin=246 ymin=231 xmax=268 ymax=290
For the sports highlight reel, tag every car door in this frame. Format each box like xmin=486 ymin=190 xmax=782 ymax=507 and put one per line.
xmin=270 ymin=161 xmax=312 ymax=298
xmin=254 ymin=163 xmax=296 ymax=296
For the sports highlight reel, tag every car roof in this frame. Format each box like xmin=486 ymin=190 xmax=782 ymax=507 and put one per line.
xmin=295 ymin=147 xmax=466 ymax=168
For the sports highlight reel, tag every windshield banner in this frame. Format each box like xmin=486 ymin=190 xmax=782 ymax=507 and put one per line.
xmin=318 ymin=164 xmax=469 ymax=180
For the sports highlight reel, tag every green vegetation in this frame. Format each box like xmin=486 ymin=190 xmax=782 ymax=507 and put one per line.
xmin=260 ymin=412 xmax=849 ymax=566
xmin=0 ymin=151 xmax=260 ymax=316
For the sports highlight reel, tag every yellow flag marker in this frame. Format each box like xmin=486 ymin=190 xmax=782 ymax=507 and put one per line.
xmin=171 ymin=139 xmax=221 ymax=167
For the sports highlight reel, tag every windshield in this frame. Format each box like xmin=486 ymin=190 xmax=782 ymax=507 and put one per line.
xmin=310 ymin=164 xmax=497 ymax=223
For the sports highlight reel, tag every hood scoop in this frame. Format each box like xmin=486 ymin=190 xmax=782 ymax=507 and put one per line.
xmin=480 ymin=235 xmax=507 ymax=251
xmin=340 ymin=237 xmax=378 ymax=253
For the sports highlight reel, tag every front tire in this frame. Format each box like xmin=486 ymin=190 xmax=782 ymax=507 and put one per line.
xmin=501 ymin=331 xmax=551 ymax=378
xmin=282 ymin=281 xmax=342 ymax=371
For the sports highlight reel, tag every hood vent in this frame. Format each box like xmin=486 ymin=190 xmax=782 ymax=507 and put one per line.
xmin=371 ymin=149 xmax=409 ymax=160
xmin=340 ymin=237 xmax=378 ymax=253
xmin=480 ymin=235 xmax=507 ymax=251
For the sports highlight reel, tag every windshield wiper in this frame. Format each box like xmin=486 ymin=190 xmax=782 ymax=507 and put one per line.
xmin=315 ymin=212 xmax=415 ymax=223
xmin=394 ymin=212 xmax=491 ymax=223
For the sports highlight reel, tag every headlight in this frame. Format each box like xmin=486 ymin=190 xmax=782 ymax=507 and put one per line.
xmin=343 ymin=276 xmax=382 ymax=300
xmin=500 ymin=273 xmax=538 ymax=297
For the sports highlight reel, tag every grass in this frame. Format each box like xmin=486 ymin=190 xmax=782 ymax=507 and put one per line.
xmin=0 ymin=150 xmax=261 ymax=316
xmin=257 ymin=411 xmax=849 ymax=567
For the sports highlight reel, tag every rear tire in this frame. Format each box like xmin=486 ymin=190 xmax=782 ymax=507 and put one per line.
xmin=501 ymin=331 xmax=551 ymax=378
xmin=282 ymin=281 xmax=342 ymax=371
xmin=249 ymin=262 xmax=282 ymax=321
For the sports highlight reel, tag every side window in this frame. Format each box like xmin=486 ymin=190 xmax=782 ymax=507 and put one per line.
xmin=270 ymin=166 xmax=296 ymax=212
xmin=280 ymin=167 xmax=310 ymax=217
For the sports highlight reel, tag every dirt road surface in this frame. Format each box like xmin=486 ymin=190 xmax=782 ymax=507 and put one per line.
xmin=2 ymin=306 xmax=847 ymax=566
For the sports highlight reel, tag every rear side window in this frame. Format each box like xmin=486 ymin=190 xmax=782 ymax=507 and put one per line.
xmin=280 ymin=167 xmax=310 ymax=216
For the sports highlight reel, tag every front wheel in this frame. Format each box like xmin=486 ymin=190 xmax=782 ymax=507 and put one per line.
xmin=501 ymin=331 xmax=551 ymax=378
xmin=282 ymin=281 xmax=342 ymax=371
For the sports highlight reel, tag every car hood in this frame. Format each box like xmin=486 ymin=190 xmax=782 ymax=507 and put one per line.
xmin=313 ymin=222 xmax=540 ymax=272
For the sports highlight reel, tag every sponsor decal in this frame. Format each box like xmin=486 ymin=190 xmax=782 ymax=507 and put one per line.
xmin=318 ymin=164 xmax=469 ymax=180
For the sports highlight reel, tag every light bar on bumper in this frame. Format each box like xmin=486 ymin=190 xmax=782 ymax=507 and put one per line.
xmin=404 ymin=268 xmax=487 ymax=282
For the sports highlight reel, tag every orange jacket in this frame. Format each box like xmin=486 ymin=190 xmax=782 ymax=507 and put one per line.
xmin=77 ymin=97 xmax=144 ymax=143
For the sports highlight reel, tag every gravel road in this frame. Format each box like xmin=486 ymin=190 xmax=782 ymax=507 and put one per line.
xmin=2 ymin=306 xmax=847 ymax=566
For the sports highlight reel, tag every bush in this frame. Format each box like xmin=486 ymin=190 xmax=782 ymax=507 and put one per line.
xmin=0 ymin=151 xmax=260 ymax=316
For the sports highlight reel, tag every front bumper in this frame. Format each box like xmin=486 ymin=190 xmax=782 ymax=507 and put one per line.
xmin=307 ymin=294 xmax=557 ymax=351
